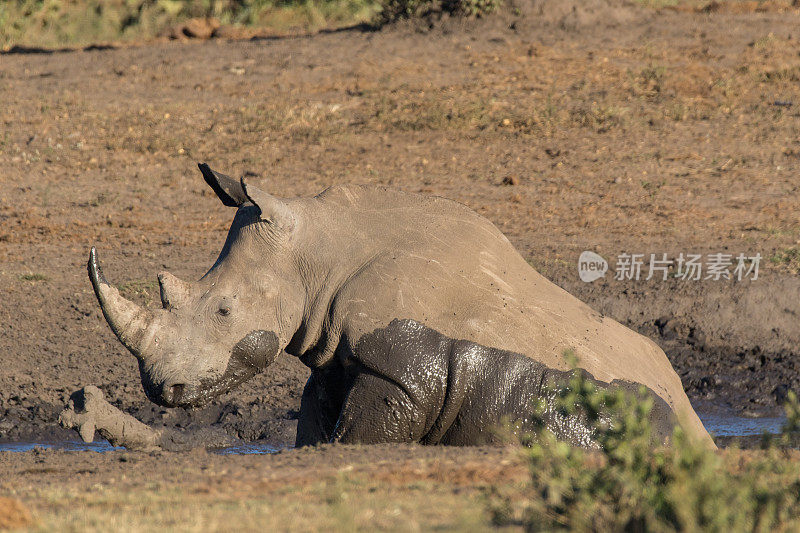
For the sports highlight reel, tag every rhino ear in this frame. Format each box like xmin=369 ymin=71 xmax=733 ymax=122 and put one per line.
xmin=198 ymin=163 xmax=248 ymax=207
xmin=240 ymin=178 xmax=296 ymax=230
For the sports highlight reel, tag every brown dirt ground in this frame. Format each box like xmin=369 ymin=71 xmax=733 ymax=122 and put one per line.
xmin=1 ymin=0 xmax=800 ymax=501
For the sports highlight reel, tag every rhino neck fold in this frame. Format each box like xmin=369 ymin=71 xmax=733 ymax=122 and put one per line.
xmin=287 ymin=255 xmax=381 ymax=369
xmin=284 ymin=216 xmax=384 ymax=367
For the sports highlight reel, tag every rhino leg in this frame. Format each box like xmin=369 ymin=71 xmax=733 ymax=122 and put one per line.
xmin=295 ymin=375 xmax=333 ymax=447
xmin=331 ymin=371 xmax=426 ymax=444
xmin=295 ymin=366 xmax=354 ymax=447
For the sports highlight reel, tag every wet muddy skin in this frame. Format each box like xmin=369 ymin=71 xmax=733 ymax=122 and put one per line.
xmin=296 ymin=319 xmax=676 ymax=448
xmin=55 ymin=319 xmax=680 ymax=452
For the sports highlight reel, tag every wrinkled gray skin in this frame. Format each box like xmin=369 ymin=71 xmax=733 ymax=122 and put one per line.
xmin=87 ymin=163 xmax=714 ymax=449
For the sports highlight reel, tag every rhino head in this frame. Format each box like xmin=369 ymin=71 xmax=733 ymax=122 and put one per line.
xmin=89 ymin=164 xmax=305 ymax=407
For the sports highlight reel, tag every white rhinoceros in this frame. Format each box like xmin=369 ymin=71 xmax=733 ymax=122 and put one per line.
xmin=85 ymin=163 xmax=713 ymax=448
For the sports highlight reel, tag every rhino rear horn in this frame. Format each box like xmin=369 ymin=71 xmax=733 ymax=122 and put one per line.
xmin=198 ymin=163 xmax=248 ymax=207
xmin=157 ymin=271 xmax=191 ymax=310
xmin=241 ymin=178 xmax=296 ymax=230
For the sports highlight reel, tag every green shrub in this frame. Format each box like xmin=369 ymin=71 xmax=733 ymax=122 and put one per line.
xmin=441 ymin=0 xmax=501 ymax=17
xmin=377 ymin=0 xmax=427 ymax=20
xmin=490 ymin=363 xmax=800 ymax=532
xmin=770 ymin=247 xmax=800 ymax=274
xmin=0 ymin=0 xmax=500 ymax=47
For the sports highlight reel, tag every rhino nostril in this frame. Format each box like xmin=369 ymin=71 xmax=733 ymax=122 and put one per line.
xmin=164 ymin=383 xmax=185 ymax=405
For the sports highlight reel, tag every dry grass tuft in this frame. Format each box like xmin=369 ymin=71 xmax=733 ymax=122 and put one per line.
xmin=0 ymin=497 xmax=33 ymax=530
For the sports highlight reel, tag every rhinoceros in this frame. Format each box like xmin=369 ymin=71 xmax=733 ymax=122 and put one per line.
xmin=86 ymin=163 xmax=713 ymax=448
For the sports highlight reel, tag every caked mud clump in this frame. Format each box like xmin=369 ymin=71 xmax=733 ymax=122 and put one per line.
xmin=59 ymin=386 xmax=160 ymax=450
xmin=59 ymin=386 xmax=237 ymax=451
xmin=0 ymin=354 xmax=306 ymax=447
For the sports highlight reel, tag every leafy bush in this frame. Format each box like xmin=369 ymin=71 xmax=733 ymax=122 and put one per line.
xmin=490 ymin=365 xmax=800 ymax=532
xmin=440 ymin=0 xmax=502 ymax=17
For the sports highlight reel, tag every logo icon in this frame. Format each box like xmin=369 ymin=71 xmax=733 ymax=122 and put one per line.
xmin=578 ymin=251 xmax=608 ymax=283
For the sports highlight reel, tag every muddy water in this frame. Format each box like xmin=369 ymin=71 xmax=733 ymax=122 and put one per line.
xmin=211 ymin=443 xmax=284 ymax=455
xmin=0 ymin=411 xmax=788 ymax=453
xmin=0 ymin=441 xmax=123 ymax=453
xmin=698 ymin=413 xmax=787 ymax=438
xmin=0 ymin=441 xmax=285 ymax=454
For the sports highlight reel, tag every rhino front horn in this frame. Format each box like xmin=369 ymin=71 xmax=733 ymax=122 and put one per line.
xmin=88 ymin=247 xmax=154 ymax=359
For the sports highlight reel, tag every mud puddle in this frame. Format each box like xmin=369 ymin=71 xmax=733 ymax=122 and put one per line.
xmin=0 ymin=440 xmax=286 ymax=455
xmin=697 ymin=412 xmax=787 ymax=438
xmin=210 ymin=443 xmax=286 ymax=455
xmin=0 ymin=440 xmax=123 ymax=453
xmin=0 ymin=411 xmax=789 ymax=453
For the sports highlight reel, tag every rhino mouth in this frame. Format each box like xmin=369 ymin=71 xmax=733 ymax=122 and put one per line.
xmin=149 ymin=331 xmax=281 ymax=409
xmin=148 ymin=380 xmax=236 ymax=409
xmin=144 ymin=366 xmax=266 ymax=409
xmin=187 ymin=372 xmax=261 ymax=408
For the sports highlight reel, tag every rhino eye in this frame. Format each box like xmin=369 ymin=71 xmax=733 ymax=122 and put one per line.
xmin=217 ymin=305 xmax=231 ymax=317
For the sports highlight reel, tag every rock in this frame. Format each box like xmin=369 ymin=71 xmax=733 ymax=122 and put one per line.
xmin=168 ymin=18 xmax=221 ymax=40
